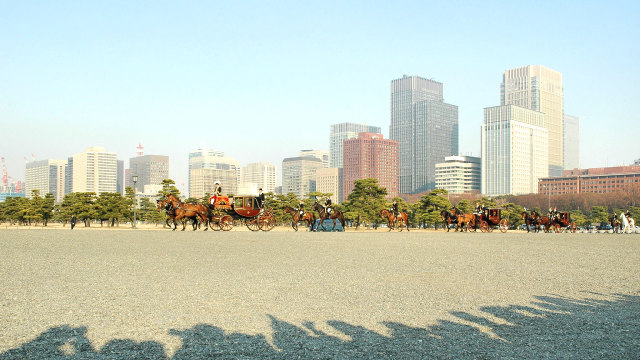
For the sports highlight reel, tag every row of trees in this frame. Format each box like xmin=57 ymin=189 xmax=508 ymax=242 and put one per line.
xmin=2 ymin=178 xmax=638 ymax=229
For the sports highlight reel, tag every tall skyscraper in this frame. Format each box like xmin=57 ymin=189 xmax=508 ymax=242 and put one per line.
xmin=482 ymin=105 xmax=548 ymax=195
xmin=563 ymin=114 xmax=580 ymax=171
xmin=435 ymin=156 xmax=481 ymax=194
xmin=299 ymin=150 xmax=329 ymax=168
xmin=25 ymin=159 xmax=67 ymax=203
xmin=343 ymin=133 xmax=399 ymax=200
xmin=128 ymin=155 xmax=169 ymax=193
xmin=329 ymin=123 xmax=381 ymax=168
xmin=240 ymin=162 xmax=276 ymax=194
xmin=189 ymin=148 xmax=239 ymax=199
xmin=390 ymin=75 xmax=458 ymax=194
xmin=67 ymin=147 xmax=118 ymax=195
xmin=282 ymin=156 xmax=324 ymax=198
xmin=501 ymin=65 xmax=563 ymax=176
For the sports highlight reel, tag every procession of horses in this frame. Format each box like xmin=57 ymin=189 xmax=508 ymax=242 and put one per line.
xmin=155 ymin=194 xmax=409 ymax=232
xmin=156 ymin=193 xmax=636 ymax=233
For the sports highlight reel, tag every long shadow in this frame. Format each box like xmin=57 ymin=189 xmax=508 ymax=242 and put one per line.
xmin=2 ymin=293 xmax=638 ymax=359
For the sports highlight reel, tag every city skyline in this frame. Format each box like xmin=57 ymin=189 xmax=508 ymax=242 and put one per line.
xmin=1 ymin=2 xmax=638 ymax=191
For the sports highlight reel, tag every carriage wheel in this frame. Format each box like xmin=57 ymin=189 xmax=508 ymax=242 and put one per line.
xmin=499 ymin=219 xmax=509 ymax=233
xmin=553 ymin=223 xmax=561 ymax=233
xmin=570 ymin=222 xmax=577 ymax=233
xmin=258 ymin=212 xmax=276 ymax=232
xmin=480 ymin=221 xmax=489 ymax=233
xmin=209 ymin=216 xmax=221 ymax=231
xmin=245 ymin=217 xmax=260 ymax=232
xmin=220 ymin=215 xmax=234 ymax=231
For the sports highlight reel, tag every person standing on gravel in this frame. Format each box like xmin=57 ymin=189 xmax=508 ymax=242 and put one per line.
xmin=70 ymin=215 xmax=77 ymax=230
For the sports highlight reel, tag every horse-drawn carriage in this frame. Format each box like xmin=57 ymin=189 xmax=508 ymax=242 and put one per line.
xmin=210 ymin=195 xmax=276 ymax=231
xmin=551 ymin=212 xmax=577 ymax=233
xmin=477 ymin=208 xmax=509 ymax=233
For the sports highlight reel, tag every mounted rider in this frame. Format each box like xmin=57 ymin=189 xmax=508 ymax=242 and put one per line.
xmin=324 ymin=197 xmax=333 ymax=215
xmin=391 ymin=200 xmax=399 ymax=218
xmin=297 ymin=199 xmax=305 ymax=217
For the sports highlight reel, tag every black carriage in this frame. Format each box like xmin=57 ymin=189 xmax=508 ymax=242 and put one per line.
xmin=210 ymin=195 xmax=276 ymax=232
xmin=478 ymin=208 xmax=509 ymax=233
xmin=551 ymin=212 xmax=577 ymax=233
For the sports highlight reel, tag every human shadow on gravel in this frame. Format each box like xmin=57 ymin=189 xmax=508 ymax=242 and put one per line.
xmin=2 ymin=293 xmax=638 ymax=359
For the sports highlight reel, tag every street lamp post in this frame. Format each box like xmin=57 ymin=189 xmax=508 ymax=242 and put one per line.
xmin=544 ymin=184 xmax=552 ymax=210
xmin=132 ymin=175 xmax=138 ymax=229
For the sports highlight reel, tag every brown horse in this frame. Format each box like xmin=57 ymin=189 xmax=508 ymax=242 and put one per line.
xmin=521 ymin=211 xmax=540 ymax=233
xmin=157 ymin=197 xmax=185 ymax=229
xmin=536 ymin=215 xmax=552 ymax=232
xmin=165 ymin=194 xmax=208 ymax=231
xmin=313 ymin=202 xmax=345 ymax=231
xmin=381 ymin=209 xmax=409 ymax=231
xmin=452 ymin=208 xmax=475 ymax=232
xmin=441 ymin=209 xmax=459 ymax=232
xmin=284 ymin=206 xmax=316 ymax=231
xmin=610 ymin=214 xmax=622 ymax=233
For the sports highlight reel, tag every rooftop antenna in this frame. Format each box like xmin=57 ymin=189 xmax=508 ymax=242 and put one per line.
xmin=136 ymin=142 xmax=144 ymax=157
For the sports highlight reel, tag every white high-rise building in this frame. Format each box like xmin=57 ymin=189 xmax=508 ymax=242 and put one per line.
xmin=189 ymin=148 xmax=239 ymax=199
xmin=435 ymin=156 xmax=481 ymax=194
xmin=563 ymin=114 xmax=580 ymax=171
xmin=501 ymin=65 xmax=563 ymax=176
xmin=25 ymin=159 xmax=67 ymax=202
xmin=240 ymin=162 xmax=276 ymax=194
xmin=329 ymin=123 xmax=381 ymax=168
xmin=315 ymin=168 xmax=342 ymax=203
xmin=299 ymin=150 xmax=329 ymax=168
xmin=68 ymin=147 xmax=118 ymax=195
xmin=482 ymin=105 xmax=548 ymax=196
xmin=282 ymin=156 xmax=324 ymax=198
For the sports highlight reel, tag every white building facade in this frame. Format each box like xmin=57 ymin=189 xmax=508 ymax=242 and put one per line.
xmin=299 ymin=150 xmax=329 ymax=168
xmin=189 ymin=148 xmax=239 ymax=199
xmin=482 ymin=105 xmax=548 ymax=196
xmin=282 ymin=156 xmax=324 ymax=199
xmin=68 ymin=147 xmax=118 ymax=195
xmin=329 ymin=123 xmax=381 ymax=168
xmin=239 ymin=162 xmax=276 ymax=194
xmin=435 ymin=156 xmax=481 ymax=194
xmin=25 ymin=159 xmax=67 ymax=202
xmin=501 ymin=65 xmax=563 ymax=176
xmin=315 ymin=168 xmax=342 ymax=203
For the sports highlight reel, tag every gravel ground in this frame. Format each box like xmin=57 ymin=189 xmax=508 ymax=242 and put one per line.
xmin=0 ymin=229 xmax=638 ymax=359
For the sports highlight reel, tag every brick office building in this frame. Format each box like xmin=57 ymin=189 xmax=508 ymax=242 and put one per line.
xmin=538 ymin=165 xmax=640 ymax=195
xmin=343 ymin=133 xmax=399 ymax=200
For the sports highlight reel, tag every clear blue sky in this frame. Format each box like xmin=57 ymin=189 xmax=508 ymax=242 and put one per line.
xmin=1 ymin=1 xmax=639 ymax=193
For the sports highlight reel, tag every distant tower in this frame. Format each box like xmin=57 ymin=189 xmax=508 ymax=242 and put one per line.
xmin=390 ymin=75 xmax=459 ymax=193
xmin=136 ymin=142 xmax=144 ymax=157
xmin=501 ymin=65 xmax=563 ymax=176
